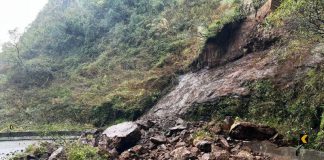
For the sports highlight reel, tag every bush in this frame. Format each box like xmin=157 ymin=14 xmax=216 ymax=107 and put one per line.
xmin=8 ymin=66 xmax=53 ymax=89
xmin=266 ymin=0 xmax=324 ymax=37
xmin=66 ymin=143 xmax=107 ymax=160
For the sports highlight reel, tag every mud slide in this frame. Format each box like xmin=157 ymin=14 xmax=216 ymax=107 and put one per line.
xmin=139 ymin=0 xmax=279 ymax=128
xmin=139 ymin=0 xmax=323 ymax=129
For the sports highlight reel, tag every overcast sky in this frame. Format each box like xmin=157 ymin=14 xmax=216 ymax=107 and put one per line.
xmin=0 ymin=0 xmax=48 ymax=49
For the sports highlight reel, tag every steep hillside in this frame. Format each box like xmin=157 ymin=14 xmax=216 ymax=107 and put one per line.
xmin=0 ymin=0 xmax=323 ymax=151
xmin=1 ymin=0 xmax=240 ymax=130
xmin=1 ymin=0 xmax=324 ymax=159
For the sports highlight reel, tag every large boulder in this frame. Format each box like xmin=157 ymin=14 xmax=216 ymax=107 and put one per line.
xmin=98 ymin=122 xmax=141 ymax=153
xmin=229 ymin=122 xmax=277 ymax=140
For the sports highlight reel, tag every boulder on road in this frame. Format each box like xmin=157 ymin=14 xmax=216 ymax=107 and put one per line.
xmin=229 ymin=122 xmax=277 ymax=140
xmin=98 ymin=122 xmax=141 ymax=153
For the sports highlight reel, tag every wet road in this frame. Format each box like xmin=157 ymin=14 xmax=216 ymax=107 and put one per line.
xmin=0 ymin=140 xmax=40 ymax=160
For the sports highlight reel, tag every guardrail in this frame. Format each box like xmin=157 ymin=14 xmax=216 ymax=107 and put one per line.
xmin=0 ymin=131 xmax=82 ymax=141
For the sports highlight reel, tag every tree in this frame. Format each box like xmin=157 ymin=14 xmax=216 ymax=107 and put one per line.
xmin=1 ymin=28 xmax=24 ymax=68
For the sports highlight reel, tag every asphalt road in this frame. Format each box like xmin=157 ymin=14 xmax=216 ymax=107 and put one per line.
xmin=0 ymin=140 xmax=40 ymax=160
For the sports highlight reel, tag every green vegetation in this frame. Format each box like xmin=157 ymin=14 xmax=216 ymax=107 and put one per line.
xmin=66 ymin=143 xmax=108 ymax=160
xmin=266 ymin=0 xmax=323 ymax=37
xmin=186 ymin=0 xmax=324 ymax=150
xmin=0 ymin=0 xmax=323 ymax=152
xmin=10 ymin=142 xmax=108 ymax=160
xmin=206 ymin=0 xmax=243 ymax=38
xmin=10 ymin=142 xmax=58 ymax=160
xmin=187 ymin=68 xmax=324 ymax=149
xmin=0 ymin=0 xmax=246 ymax=129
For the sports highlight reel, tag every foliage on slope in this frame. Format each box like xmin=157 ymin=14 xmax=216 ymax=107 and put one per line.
xmin=0 ymin=0 xmax=246 ymax=128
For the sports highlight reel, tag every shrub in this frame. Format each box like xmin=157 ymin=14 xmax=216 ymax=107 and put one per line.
xmin=66 ymin=143 xmax=107 ymax=160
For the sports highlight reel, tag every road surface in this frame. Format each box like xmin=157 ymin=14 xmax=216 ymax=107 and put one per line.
xmin=0 ymin=140 xmax=43 ymax=160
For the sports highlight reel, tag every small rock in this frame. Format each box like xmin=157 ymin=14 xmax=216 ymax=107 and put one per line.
xmin=209 ymin=124 xmax=222 ymax=134
xmin=150 ymin=135 xmax=167 ymax=144
xmin=236 ymin=150 xmax=253 ymax=160
xmin=131 ymin=145 xmax=145 ymax=154
xmin=231 ymin=143 xmax=242 ymax=153
xmin=108 ymin=148 xmax=119 ymax=158
xmin=195 ymin=140 xmax=212 ymax=153
xmin=213 ymin=150 xmax=230 ymax=160
xmin=241 ymin=146 xmax=252 ymax=152
xmin=48 ymin=147 xmax=64 ymax=160
xmin=149 ymin=142 xmax=157 ymax=150
xmin=170 ymin=147 xmax=192 ymax=160
xmin=119 ymin=151 xmax=132 ymax=160
xmin=136 ymin=120 xmax=155 ymax=130
xmin=176 ymin=118 xmax=185 ymax=125
xmin=180 ymin=129 xmax=188 ymax=137
xmin=222 ymin=116 xmax=234 ymax=131
xmin=191 ymin=147 xmax=200 ymax=156
xmin=175 ymin=141 xmax=187 ymax=148
xmin=208 ymin=121 xmax=216 ymax=126
xmin=218 ymin=136 xmax=230 ymax=150
xmin=169 ymin=125 xmax=187 ymax=133
xmin=159 ymin=144 xmax=168 ymax=150
xmin=201 ymin=153 xmax=214 ymax=160
xmin=170 ymin=136 xmax=180 ymax=143
xmin=26 ymin=155 xmax=36 ymax=160
xmin=164 ymin=153 xmax=171 ymax=159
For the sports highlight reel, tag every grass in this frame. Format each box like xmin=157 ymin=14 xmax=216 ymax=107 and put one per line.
xmin=66 ymin=143 xmax=108 ymax=160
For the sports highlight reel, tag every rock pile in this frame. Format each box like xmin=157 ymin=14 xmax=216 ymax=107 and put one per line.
xmin=80 ymin=118 xmax=282 ymax=159
xmin=13 ymin=118 xmax=283 ymax=160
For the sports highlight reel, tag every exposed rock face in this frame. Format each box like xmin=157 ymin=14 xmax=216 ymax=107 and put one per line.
xmin=229 ymin=122 xmax=277 ymax=140
xmin=139 ymin=0 xmax=283 ymax=129
xmin=141 ymin=51 xmax=279 ymax=128
xmin=190 ymin=0 xmax=276 ymax=71
xmin=98 ymin=122 xmax=141 ymax=153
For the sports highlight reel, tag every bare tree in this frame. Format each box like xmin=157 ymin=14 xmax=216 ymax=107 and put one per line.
xmin=8 ymin=28 xmax=24 ymax=68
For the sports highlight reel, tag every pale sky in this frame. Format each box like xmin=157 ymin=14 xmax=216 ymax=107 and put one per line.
xmin=0 ymin=0 xmax=48 ymax=49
